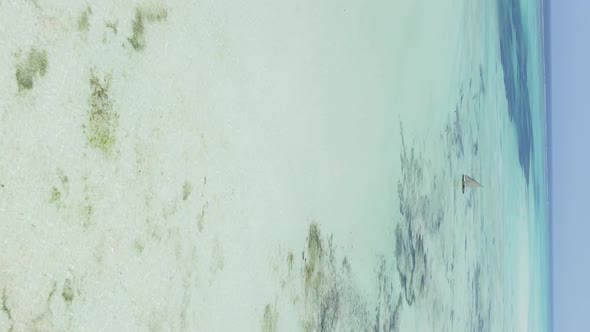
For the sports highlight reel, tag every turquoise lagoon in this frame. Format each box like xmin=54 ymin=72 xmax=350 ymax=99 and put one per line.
xmin=0 ymin=0 xmax=549 ymax=331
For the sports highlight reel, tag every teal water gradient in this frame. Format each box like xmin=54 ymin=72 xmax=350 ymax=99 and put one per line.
xmin=0 ymin=0 xmax=550 ymax=330
xmin=497 ymin=0 xmax=550 ymax=330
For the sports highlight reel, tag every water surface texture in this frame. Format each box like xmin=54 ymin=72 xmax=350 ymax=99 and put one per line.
xmin=0 ymin=0 xmax=549 ymax=331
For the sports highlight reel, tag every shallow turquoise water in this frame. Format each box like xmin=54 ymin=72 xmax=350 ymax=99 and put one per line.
xmin=0 ymin=0 xmax=549 ymax=331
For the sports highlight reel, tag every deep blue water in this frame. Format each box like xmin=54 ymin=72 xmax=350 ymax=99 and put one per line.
xmin=497 ymin=0 xmax=534 ymax=184
xmin=498 ymin=0 xmax=552 ymax=330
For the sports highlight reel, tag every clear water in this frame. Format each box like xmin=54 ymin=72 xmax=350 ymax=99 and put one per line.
xmin=0 ymin=0 xmax=549 ymax=331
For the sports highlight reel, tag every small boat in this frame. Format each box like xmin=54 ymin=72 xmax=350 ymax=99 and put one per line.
xmin=462 ymin=175 xmax=482 ymax=193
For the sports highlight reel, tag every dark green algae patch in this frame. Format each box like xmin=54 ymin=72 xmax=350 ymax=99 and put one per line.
xmin=48 ymin=187 xmax=61 ymax=206
xmin=261 ymin=303 xmax=278 ymax=332
xmin=262 ymin=223 xmax=403 ymax=331
xmin=15 ymin=48 xmax=48 ymax=92
xmin=48 ymin=170 xmax=68 ymax=208
xmin=83 ymin=70 xmax=118 ymax=154
xmin=77 ymin=6 xmax=92 ymax=33
xmin=128 ymin=7 xmax=168 ymax=51
xmin=61 ymin=279 xmax=75 ymax=304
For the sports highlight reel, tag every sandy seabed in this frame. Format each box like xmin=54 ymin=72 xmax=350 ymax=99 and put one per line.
xmin=0 ymin=0 xmax=544 ymax=331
